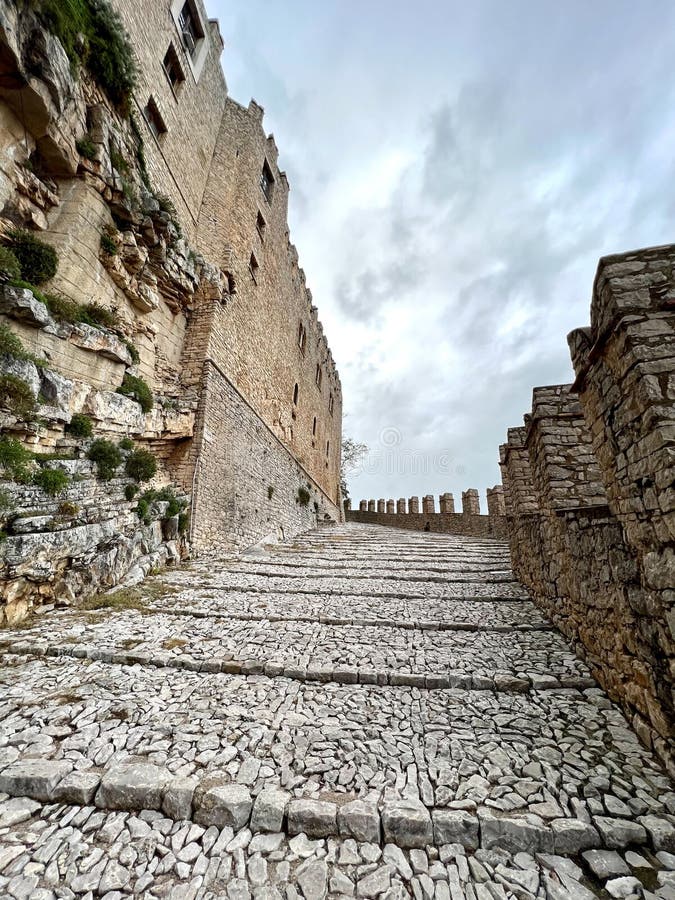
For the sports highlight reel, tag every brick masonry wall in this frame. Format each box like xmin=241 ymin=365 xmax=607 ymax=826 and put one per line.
xmin=345 ymin=509 xmax=507 ymax=540
xmin=501 ymin=243 xmax=675 ymax=775
xmin=189 ymin=361 xmax=341 ymax=552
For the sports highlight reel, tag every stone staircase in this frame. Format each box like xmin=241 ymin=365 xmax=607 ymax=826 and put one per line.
xmin=0 ymin=523 xmax=673 ymax=899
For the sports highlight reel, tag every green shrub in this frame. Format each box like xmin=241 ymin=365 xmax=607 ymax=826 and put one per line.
xmin=7 ymin=229 xmax=58 ymax=284
xmin=33 ymin=467 xmax=69 ymax=496
xmin=83 ymin=303 xmax=118 ymax=329
xmin=118 ymin=437 xmax=134 ymax=451
xmin=124 ymin=483 xmax=138 ymax=501
xmin=125 ymin=448 xmax=156 ymax=482
xmin=109 ymin=148 xmax=130 ymax=175
xmin=297 ymin=486 xmax=311 ymax=507
xmin=0 ymin=246 xmax=21 ymax=283
xmin=57 ymin=500 xmax=79 ymax=517
xmin=87 ymin=438 xmax=121 ymax=480
xmin=66 ymin=413 xmax=93 ymax=438
xmin=122 ymin=339 xmax=140 ymax=365
xmin=178 ymin=511 xmax=190 ymax=534
xmin=156 ymin=194 xmax=177 ymax=218
xmin=117 ymin=374 xmax=153 ymax=413
xmin=0 ymin=374 xmax=36 ymax=419
xmin=100 ymin=232 xmax=117 ymax=256
xmin=35 ymin=0 xmax=138 ymax=109
xmin=0 ymin=437 xmax=32 ymax=481
xmin=136 ymin=486 xmax=185 ymax=523
xmin=76 ymin=135 xmax=96 ymax=160
xmin=33 ymin=291 xmax=118 ymax=331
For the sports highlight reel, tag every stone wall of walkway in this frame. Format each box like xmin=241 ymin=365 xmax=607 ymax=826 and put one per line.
xmin=500 ymin=243 xmax=675 ymax=777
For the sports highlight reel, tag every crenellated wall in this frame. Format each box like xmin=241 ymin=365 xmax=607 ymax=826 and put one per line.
xmin=346 ymin=489 xmax=507 ymax=539
xmin=501 ymin=243 xmax=675 ymax=775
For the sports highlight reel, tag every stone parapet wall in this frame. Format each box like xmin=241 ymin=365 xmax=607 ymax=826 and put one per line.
xmin=501 ymin=242 xmax=675 ymax=775
xmin=345 ymin=510 xmax=507 ymax=540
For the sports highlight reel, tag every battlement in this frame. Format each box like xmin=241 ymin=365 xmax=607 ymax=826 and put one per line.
xmin=346 ymin=487 xmax=507 ymax=539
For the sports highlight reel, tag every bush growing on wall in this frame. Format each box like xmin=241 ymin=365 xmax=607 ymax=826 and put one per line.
xmin=117 ymin=374 xmax=153 ymax=413
xmin=0 ymin=374 xmax=36 ymax=419
xmin=297 ymin=486 xmax=311 ymax=507
xmin=125 ymin=449 xmax=156 ymax=482
xmin=66 ymin=413 xmax=93 ymax=438
xmin=0 ymin=438 xmax=32 ymax=482
xmin=0 ymin=246 xmax=21 ymax=284
xmin=7 ymin=229 xmax=58 ymax=285
xmin=87 ymin=438 xmax=121 ymax=480
xmin=33 ymin=467 xmax=69 ymax=496
xmin=33 ymin=0 xmax=138 ymax=110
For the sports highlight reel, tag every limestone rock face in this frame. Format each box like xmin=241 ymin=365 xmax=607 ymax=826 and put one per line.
xmin=0 ymin=286 xmax=52 ymax=326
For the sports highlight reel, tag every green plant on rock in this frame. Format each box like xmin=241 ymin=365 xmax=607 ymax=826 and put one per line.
xmin=34 ymin=0 xmax=138 ymax=110
xmin=83 ymin=302 xmax=118 ymax=329
xmin=178 ymin=511 xmax=190 ymax=535
xmin=0 ymin=437 xmax=32 ymax=481
xmin=0 ymin=374 xmax=36 ymax=419
xmin=7 ymin=229 xmax=58 ymax=285
xmin=297 ymin=486 xmax=311 ymax=507
xmin=0 ymin=322 xmax=39 ymax=366
xmin=57 ymin=500 xmax=79 ymax=517
xmin=136 ymin=486 xmax=185 ymax=524
xmin=33 ymin=467 xmax=69 ymax=496
xmin=118 ymin=437 xmax=134 ymax=451
xmin=122 ymin=339 xmax=140 ymax=365
xmin=125 ymin=448 xmax=156 ymax=482
xmin=0 ymin=488 xmax=12 ymax=511
xmin=87 ymin=438 xmax=121 ymax=480
xmin=100 ymin=232 xmax=117 ymax=256
xmin=116 ymin=374 xmax=153 ymax=413
xmin=0 ymin=246 xmax=21 ymax=284
xmin=66 ymin=413 xmax=93 ymax=438
xmin=76 ymin=135 xmax=96 ymax=160
xmin=124 ymin=483 xmax=138 ymax=501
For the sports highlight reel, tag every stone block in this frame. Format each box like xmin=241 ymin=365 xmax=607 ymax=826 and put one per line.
xmin=250 ymin=787 xmax=290 ymax=833
xmin=95 ymin=763 xmax=169 ymax=812
xmin=432 ymin=809 xmax=479 ymax=849
xmin=287 ymin=798 xmax=337 ymax=838
xmin=479 ymin=812 xmax=553 ymax=854
xmin=162 ymin=776 xmax=198 ymax=821
xmin=550 ymin=818 xmax=600 ymax=854
xmin=381 ymin=799 xmax=433 ymax=849
xmin=52 ymin=770 xmax=101 ymax=805
xmin=594 ymin=816 xmax=647 ymax=849
xmin=337 ymin=799 xmax=380 ymax=843
xmin=194 ymin=782 xmax=252 ymax=830
xmin=0 ymin=759 xmax=72 ymax=802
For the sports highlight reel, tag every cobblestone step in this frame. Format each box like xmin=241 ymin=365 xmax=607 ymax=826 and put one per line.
xmin=0 ymin=522 xmax=674 ymax=899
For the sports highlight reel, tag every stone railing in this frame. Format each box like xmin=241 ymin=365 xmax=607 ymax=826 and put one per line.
xmin=344 ymin=488 xmax=507 ymax=539
xmin=500 ymin=243 xmax=675 ymax=776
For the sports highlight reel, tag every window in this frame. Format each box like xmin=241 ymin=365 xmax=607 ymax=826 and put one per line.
xmin=326 ymin=440 xmax=330 ymax=457
xmin=298 ymin=322 xmax=307 ymax=354
xmin=260 ymin=160 xmax=275 ymax=203
xmin=328 ymin=393 xmax=334 ymax=415
xmin=163 ymin=44 xmax=185 ymax=92
xmin=312 ymin=417 xmax=317 ymax=436
xmin=178 ymin=0 xmax=204 ymax=60
xmin=293 ymin=383 xmax=299 ymax=405
xmin=249 ymin=252 xmax=259 ymax=283
xmin=145 ymin=97 xmax=167 ymax=139
xmin=256 ymin=211 xmax=266 ymax=241
xmin=315 ymin=364 xmax=322 ymax=389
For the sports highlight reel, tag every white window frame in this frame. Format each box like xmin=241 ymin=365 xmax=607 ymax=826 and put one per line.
xmin=170 ymin=0 xmax=209 ymax=83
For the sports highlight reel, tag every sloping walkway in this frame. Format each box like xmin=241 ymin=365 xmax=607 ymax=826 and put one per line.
xmin=0 ymin=523 xmax=674 ymax=899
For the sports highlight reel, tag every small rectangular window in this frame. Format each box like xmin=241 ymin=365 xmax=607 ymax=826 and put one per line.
xmin=256 ymin=211 xmax=266 ymax=241
xmin=249 ymin=252 xmax=259 ymax=283
xmin=315 ymin=364 xmax=322 ymax=389
xmin=163 ymin=44 xmax=185 ymax=91
xmin=298 ymin=322 xmax=306 ymax=354
xmin=145 ymin=97 xmax=167 ymax=139
xmin=260 ymin=160 xmax=275 ymax=203
xmin=328 ymin=393 xmax=334 ymax=415
xmin=178 ymin=0 xmax=204 ymax=60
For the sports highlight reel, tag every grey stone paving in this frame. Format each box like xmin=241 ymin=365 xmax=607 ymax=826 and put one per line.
xmin=0 ymin=522 xmax=674 ymax=899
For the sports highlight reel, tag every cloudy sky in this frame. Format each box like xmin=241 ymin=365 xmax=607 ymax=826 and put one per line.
xmin=211 ymin=0 xmax=675 ymax=508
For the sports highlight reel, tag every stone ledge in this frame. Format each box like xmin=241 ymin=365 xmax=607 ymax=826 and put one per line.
xmin=0 ymin=641 xmax=596 ymax=693
xmin=144 ymin=604 xmax=555 ymax=634
xmin=0 ymin=759 xmax=671 ymax=854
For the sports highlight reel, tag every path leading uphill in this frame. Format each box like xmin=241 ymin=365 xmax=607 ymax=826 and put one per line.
xmin=0 ymin=523 xmax=674 ymax=899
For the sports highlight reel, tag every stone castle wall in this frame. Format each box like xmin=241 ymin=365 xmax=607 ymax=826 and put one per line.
xmin=500 ymin=244 xmax=675 ymax=775
xmin=346 ymin=489 xmax=507 ymax=539
xmin=0 ymin=0 xmax=343 ymax=621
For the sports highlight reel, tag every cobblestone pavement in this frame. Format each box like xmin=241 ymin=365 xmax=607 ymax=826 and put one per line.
xmin=0 ymin=523 xmax=674 ymax=899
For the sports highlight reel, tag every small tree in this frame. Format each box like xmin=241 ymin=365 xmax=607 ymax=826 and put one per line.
xmin=340 ymin=437 xmax=368 ymax=500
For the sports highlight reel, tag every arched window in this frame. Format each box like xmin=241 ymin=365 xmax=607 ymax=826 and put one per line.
xmin=293 ymin=383 xmax=299 ymax=405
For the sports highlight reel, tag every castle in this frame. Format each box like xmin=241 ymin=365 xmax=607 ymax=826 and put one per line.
xmin=0 ymin=0 xmax=342 ymax=621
